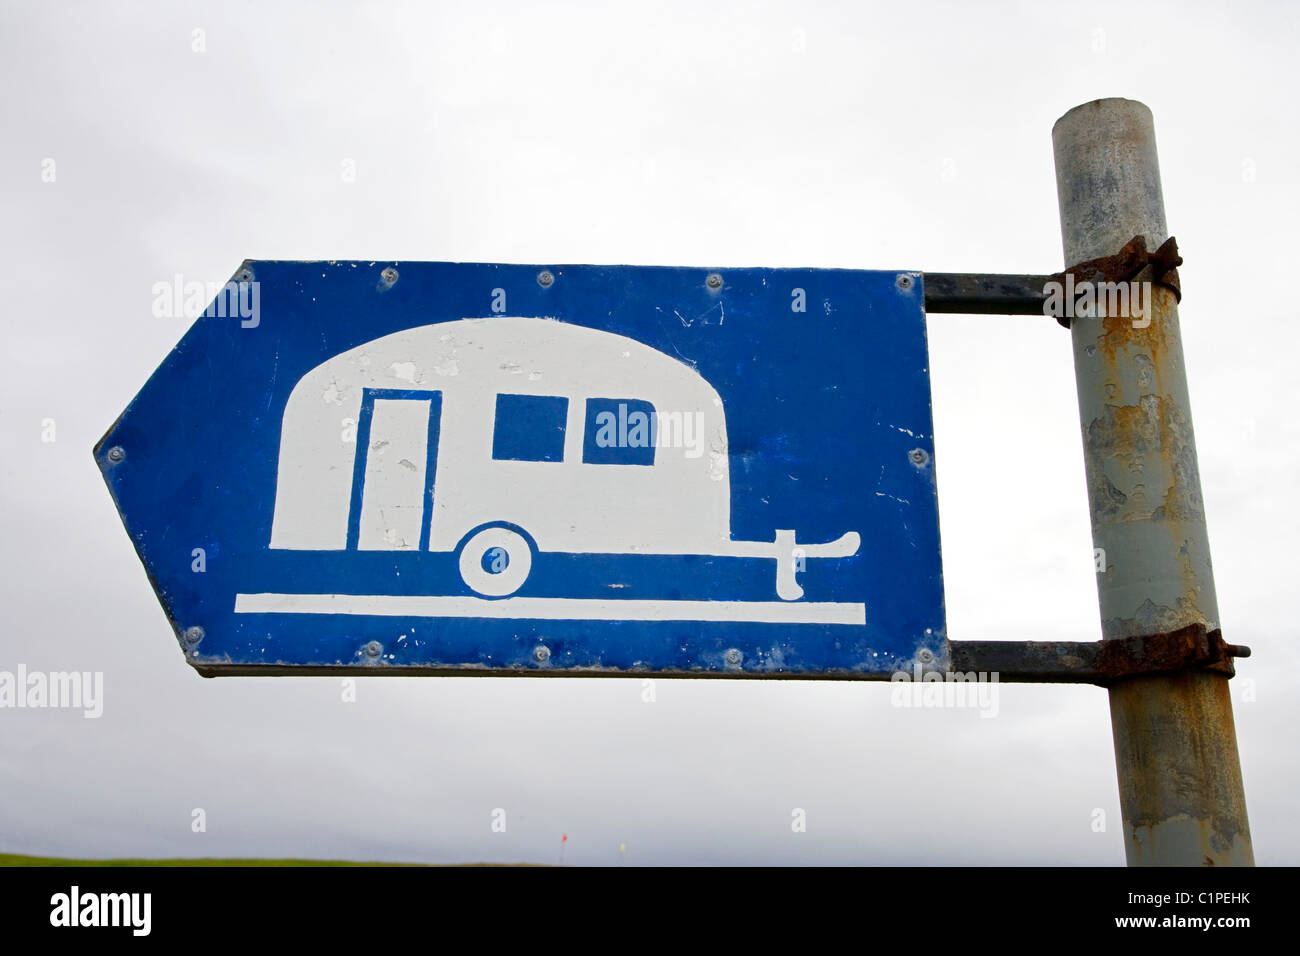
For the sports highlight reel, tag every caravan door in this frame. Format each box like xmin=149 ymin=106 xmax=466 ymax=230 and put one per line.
xmin=346 ymin=389 xmax=442 ymax=551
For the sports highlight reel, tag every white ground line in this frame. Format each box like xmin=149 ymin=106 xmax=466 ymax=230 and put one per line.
xmin=234 ymin=593 xmax=866 ymax=626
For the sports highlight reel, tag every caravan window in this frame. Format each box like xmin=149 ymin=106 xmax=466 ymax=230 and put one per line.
xmin=582 ymin=398 xmax=656 ymax=466
xmin=492 ymin=393 xmax=568 ymax=462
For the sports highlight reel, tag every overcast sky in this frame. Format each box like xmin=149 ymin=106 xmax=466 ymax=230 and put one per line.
xmin=2 ymin=0 xmax=1296 ymax=865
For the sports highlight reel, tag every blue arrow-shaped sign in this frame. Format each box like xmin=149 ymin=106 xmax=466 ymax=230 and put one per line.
xmin=97 ymin=261 xmax=945 ymax=677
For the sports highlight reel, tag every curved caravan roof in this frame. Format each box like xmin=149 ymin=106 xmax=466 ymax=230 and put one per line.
xmin=269 ymin=316 xmax=730 ymax=551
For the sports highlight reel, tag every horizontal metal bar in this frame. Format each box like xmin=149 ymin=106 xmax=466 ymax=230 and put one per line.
xmin=923 ymin=273 xmax=1052 ymax=315
xmin=948 ymin=624 xmax=1249 ymax=685
xmin=948 ymin=639 xmax=1103 ymax=683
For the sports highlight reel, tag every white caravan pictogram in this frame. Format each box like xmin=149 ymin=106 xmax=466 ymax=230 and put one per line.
xmin=245 ymin=316 xmax=862 ymax=623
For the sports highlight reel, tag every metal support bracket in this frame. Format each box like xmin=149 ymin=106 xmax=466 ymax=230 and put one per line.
xmin=923 ymin=234 xmax=1182 ymax=327
xmin=948 ymin=623 xmax=1250 ymax=686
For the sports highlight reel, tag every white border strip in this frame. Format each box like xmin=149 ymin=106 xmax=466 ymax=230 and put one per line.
xmin=235 ymin=593 xmax=865 ymax=626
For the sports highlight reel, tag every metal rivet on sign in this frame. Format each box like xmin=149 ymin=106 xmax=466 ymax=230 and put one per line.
xmin=537 ymin=270 xmax=554 ymax=288
xmin=908 ymin=448 xmax=930 ymax=467
xmin=533 ymin=645 xmax=551 ymax=663
xmin=706 ymin=273 xmax=723 ymax=290
xmin=917 ymin=648 xmax=934 ymax=664
xmin=896 ymin=273 xmax=915 ymax=291
xmin=106 ymin=446 xmax=125 ymax=463
xmin=364 ymin=640 xmax=383 ymax=658
xmin=183 ymin=626 xmax=204 ymax=644
xmin=236 ymin=268 xmax=254 ymax=283
xmin=724 ymin=648 xmax=743 ymax=666
xmin=381 ymin=267 xmax=399 ymax=284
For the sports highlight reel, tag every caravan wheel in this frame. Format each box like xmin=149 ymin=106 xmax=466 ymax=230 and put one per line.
xmin=457 ymin=526 xmax=534 ymax=597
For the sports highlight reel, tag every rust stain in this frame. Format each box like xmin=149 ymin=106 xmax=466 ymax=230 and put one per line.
xmin=1094 ymin=279 xmax=1174 ymax=363
xmin=1110 ymin=669 xmax=1253 ymax=863
xmin=1084 ymin=285 xmax=1203 ymax=527
xmin=1084 ymin=397 xmax=1204 ymax=525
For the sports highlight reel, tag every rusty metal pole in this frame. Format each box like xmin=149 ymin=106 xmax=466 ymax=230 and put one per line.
xmin=1052 ymin=99 xmax=1253 ymax=866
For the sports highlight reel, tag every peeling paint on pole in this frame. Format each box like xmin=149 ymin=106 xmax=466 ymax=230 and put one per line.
xmin=1053 ymin=98 xmax=1253 ymax=866
xmin=1055 ymin=101 xmax=1216 ymax=640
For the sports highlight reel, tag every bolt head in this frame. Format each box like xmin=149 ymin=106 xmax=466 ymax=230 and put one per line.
xmin=706 ymin=273 xmax=723 ymax=290
xmin=364 ymin=640 xmax=383 ymax=658
xmin=183 ymin=626 xmax=204 ymax=644
xmin=896 ymin=273 xmax=915 ymax=291
xmin=106 ymin=446 xmax=125 ymax=463
xmin=908 ymin=448 xmax=930 ymax=467
xmin=533 ymin=645 xmax=551 ymax=662
xmin=917 ymin=648 xmax=934 ymax=664
xmin=724 ymin=648 xmax=743 ymax=666
xmin=537 ymin=270 xmax=554 ymax=288
xmin=381 ymin=267 xmax=398 ymax=283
